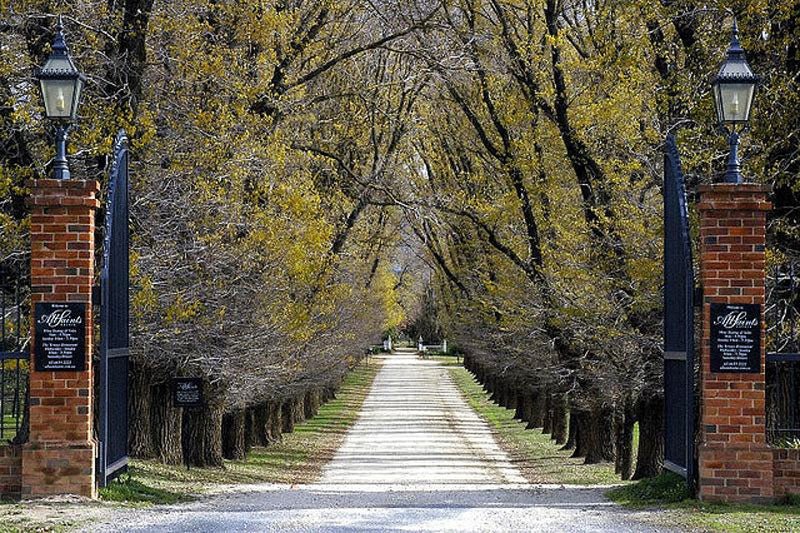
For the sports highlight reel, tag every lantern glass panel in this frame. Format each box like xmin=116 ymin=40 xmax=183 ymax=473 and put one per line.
xmin=718 ymin=82 xmax=755 ymax=124
xmin=713 ymin=83 xmax=724 ymax=124
xmin=71 ymin=77 xmax=84 ymax=117
xmin=40 ymin=78 xmax=77 ymax=119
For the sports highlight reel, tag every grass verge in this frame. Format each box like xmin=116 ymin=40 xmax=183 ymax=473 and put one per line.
xmin=103 ymin=358 xmax=381 ymax=501
xmin=447 ymin=364 xmax=620 ymax=485
xmin=426 ymin=355 xmax=463 ymax=366
xmin=609 ymin=472 xmax=800 ymax=532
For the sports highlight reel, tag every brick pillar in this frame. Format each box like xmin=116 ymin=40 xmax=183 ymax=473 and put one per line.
xmin=697 ymin=183 xmax=772 ymax=503
xmin=22 ymin=179 xmax=99 ymax=499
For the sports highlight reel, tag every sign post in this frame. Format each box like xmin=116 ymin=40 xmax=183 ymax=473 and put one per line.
xmin=172 ymin=378 xmax=204 ymax=409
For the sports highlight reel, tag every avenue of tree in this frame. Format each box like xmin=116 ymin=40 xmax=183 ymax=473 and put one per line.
xmin=1 ymin=1 xmax=798 ymax=475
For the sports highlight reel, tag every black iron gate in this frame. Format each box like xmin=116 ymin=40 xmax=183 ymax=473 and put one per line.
xmin=98 ymin=130 xmax=130 ymax=486
xmin=766 ymin=261 xmax=800 ymax=444
xmin=0 ymin=261 xmax=28 ymax=442
xmin=663 ymin=135 xmax=695 ymax=484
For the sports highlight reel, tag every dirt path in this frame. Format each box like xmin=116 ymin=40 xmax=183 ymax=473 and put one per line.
xmin=86 ymin=352 xmax=680 ymax=532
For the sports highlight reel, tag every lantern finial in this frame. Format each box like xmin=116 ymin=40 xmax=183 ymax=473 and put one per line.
xmin=728 ymin=18 xmax=744 ymax=59
xmin=52 ymin=16 xmax=68 ymax=55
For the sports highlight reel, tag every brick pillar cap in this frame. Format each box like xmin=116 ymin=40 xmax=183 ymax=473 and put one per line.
xmin=28 ymin=179 xmax=101 ymax=209
xmin=697 ymin=183 xmax=772 ymax=212
xmin=697 ymin=183 xmax=772 ymax=194
xmin=27 ymin=179 xmax=100 ymax=192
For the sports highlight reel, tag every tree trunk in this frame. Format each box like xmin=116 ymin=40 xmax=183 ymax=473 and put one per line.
xmin=562 ymin=411 xmax=578 ymax=450
xmin=582 ymin=410 xmax=604 ymax=464
xmin=222 ymin=409 xmax=247 ymax=460
xmin=601 ymin=406 xmax=616 ymax=462
xmin=551 ymin=394 xmax=568 ymax=444
xmin=615 ymin=401 xmax=636 ymax=480
xmin=504 ymin=384 xmax=517 ymax=410
xmin=521 ymin=392 xmax=533 ymax=423
xmin=151 ymin=381 xmax=183 ymax=465
xmin=281 ymin=399 xmax=295 ymax=433
xmin=614 ymin=407 xmax=624 ymax=475
xmin=324 ymin=386 xmax=337 ymax=401
xmin=541 ymin=393 xmax=553 ymax=434
xmin=572 ymin=411 xmax=588 ymax=458
xmin=526 ymin=391 xmax=545 ymax=429
xmin=267 ymin=400 xmax=283 ymax=443
xmin=253 ymin=402 xmax=270 ymax=446
xmin=633 ymin=394 xmax=664 ymax=479
xmin=245 ymin=407 xmax=256 ymax=451
xmin=489 ymin=377 xmax=499 ymax=402
xmin=182 ymin=402 xmax=224 ymax=467
xmin=304 ymin=390 xmax=316 ymax=419
xmin=293 ymin=394 xmax=306 ymax=424
xmin=128 ymin=362 xmax=155 ymax=458
xmin=514 ymin=390 xmax=526 ymax=421
xmin=584 ymin=406 xmax=615 ymax=464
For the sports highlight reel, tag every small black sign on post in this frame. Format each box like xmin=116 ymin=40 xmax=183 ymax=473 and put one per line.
xmin=172 ymin=378 xmax=203 ymax=408
xmin=710 ymin=303 xmax=761 ymax=373
xmin=34 ymin=302 xmax=86 ymax=371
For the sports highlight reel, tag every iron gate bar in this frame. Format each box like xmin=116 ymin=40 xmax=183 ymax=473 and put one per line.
xmin=663 ymin=134 xmax=695 ymax=485
xmin=97 ymin=130 xmax=130 ymax=487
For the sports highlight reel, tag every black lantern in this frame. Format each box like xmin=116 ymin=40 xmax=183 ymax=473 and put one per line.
xmin=711 ymin=19 xmax=759 ymax=184
xmin=35 ymin=18 xmax=86 ymax=179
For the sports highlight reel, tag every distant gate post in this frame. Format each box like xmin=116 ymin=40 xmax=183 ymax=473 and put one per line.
xmin=22 ymin=179 xmax=100 ymax=498
xmin=697 ymin=183 xmax=772 ymax=503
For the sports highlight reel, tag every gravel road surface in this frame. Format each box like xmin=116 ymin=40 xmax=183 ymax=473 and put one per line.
xmin=88 ymin=351 xmax=680 ymax=532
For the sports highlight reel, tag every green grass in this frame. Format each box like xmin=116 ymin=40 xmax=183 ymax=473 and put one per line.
xmin=609 ymin=469 xmax=800 ymax=532
xmin=1 ymin=414 xmax=22 ymax=441
xmin=99 ymin=472 xmax=185 ymax=505
xmin=607 ymin=471 xmax=691 ymax=506
xmin=427 ymin=355 xmax=463 ymax=366
xmin=447 ymin=364 xmax=620 ymax=485
xmin=101 ymin=359 xmax=381 ymax=502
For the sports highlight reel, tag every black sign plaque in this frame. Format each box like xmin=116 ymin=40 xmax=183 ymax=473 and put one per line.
xmin=710 ymin=303 xmax=761 ymax=373
xmin=34 ymin=302 xmax=86 ymax=372
xmin=172 ymin=378 xmax=204 ymax=408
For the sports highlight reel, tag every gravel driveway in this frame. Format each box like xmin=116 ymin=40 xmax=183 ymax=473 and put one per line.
xmin=88 ymin=351 xmax=681 ymax=532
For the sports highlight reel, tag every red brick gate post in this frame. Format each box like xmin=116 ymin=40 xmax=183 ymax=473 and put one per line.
xmin=697 ymin=183 xmax=772 ymax=503
xmin=22 ymin=179 xmax=99 ymax=498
